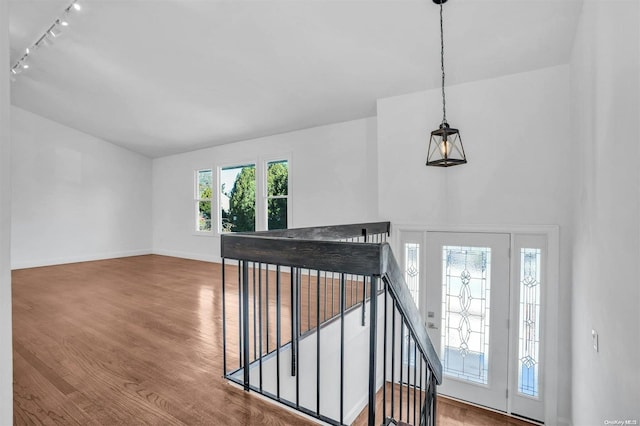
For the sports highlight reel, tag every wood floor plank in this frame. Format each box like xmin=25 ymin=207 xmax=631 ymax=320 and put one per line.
xmin=13 ymin=351 xmax=95 ymax=425
xmin=13 ymin=341 xmax=77 ymax=396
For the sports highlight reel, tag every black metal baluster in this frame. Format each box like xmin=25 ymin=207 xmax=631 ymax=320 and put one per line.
xmin=413 ymin=336 xmax=417 ymax=425
xmin=307 ymin=269 xmax=311 ymax=333
xmin=316 ymin=271 xmax=321 ymax=417
xmin=346 ymin=273 xmax=350 ymax=308
xmin=331 ymin=272 xmax=335 ymax=317
xmin=419 ymin=355 xmax=423 ymax=426
xmin=424 ymin=371 xmax=431 ymax=426
xmin=361 ymin=275 xmax=367 ymax=326
xmin=295 ymin=268 xmax=301 ymax=408
xmin=291 ymin=267 xmax=298 ymax=377
xmin=340 ymin=272 xmax=346 ymax=425
xmin=222 ymin=258 xmax=227 ymax=375
xmin=406 ymin=334 xmax=410 ymax=422
xmin=400 ymin=319 xmax=404 ymax=421
xmin=431 ymin=373 xmax=437 ymax=426
xmin=242 ymin=261 xmax=250 ymax=391
xmin=382 ymin=283 xmax=388 ymax=421
xmin=391 ymin=302 xmax=396 ymax=420
xmin=298 ymin=268 xmax=303 ymax=334
xmin=367 ymin=276 xmax=378 ymax=426
xmin=266 ymin=264 xmax=270 ymax=353
xmin=276 ymin=265 xmax=281 ymax=399
xmin=426 ymin=369 xmax=431 ymax=425
xmin=323 ymin=271 xmax=327 ymax=322
xmin=425 ymin=369 xmax=430 ymax=426
xmin=258 ymin=262 xmax=263 ymax=392
xmin=238 ymin=263 xmax=243 ymax=369
xmin=253 ymin=262 xmax=257 ymax=362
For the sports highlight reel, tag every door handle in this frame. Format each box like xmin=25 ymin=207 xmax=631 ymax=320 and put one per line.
xmin=427 ymin=322 xmax=438 ymax=330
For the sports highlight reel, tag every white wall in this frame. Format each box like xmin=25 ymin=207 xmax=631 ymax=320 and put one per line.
xmin=10 ymin=106 xmax=153 ymax=269
xmin=242 ymin=292 xmax=386 ymax=424
xmin=152 ymin=117 xmax=378 ymax=262
xmin=0 ymin=0 xmax=13 ymax=422
xmin=570 ymin=1 xmax=640 ymax=423
xmin=377 ymin=66 xmax=573 ymax=424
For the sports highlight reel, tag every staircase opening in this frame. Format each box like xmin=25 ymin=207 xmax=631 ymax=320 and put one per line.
xmin=220 ymin=222 xmax=442 ymax=426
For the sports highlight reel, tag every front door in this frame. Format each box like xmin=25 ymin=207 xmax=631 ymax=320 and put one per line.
xmin=425 ymin=232 xmax=510 ymax=412
xmin=399 ymin=230 xmax=546 ymax=422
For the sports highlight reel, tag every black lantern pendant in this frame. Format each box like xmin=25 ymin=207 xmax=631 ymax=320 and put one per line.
xmin=426 ymin=0 xmax=467 ymax=167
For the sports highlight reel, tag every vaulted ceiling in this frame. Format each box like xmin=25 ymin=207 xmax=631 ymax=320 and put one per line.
xmin=9 ymin=0 xmax=583 ymax=158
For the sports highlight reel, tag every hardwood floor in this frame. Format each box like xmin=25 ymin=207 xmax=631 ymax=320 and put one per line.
xmin=436 ymin=397 xmax=538 ymax=426
xmin=351 ymin=383 xmax=536 ymax=426
xmin=13 ymin=255 xmax=316 ymax=425
xmin=12 ymin=255 xmax=535 ymax=425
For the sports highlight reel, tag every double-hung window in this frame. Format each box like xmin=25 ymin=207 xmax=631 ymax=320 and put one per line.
xmin=195 ymin=169 xmax=213 ymax=232
xmin=220 ymin=164 xmax=256 ymax=233
xmin=266 ymin=160 xmax=288 ymax=231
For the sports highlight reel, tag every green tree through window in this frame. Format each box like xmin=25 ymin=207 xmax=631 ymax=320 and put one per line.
xmin=227 ymin=166 xmax=256 ymax=232
xmin=196 ymin=169 xmax=212 ymax=232
xmin=221 ymin=160 xmax=289 ymax=232
xmin=267 ymin=161 xmax=288 ymax=230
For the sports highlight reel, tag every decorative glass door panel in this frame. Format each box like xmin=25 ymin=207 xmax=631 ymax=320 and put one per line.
xmin=441 ymin=245 xmax=491 ymax=385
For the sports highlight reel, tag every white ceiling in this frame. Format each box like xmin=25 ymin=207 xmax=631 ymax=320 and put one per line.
xmin=9 ymin=0 xmax=583 ymax=158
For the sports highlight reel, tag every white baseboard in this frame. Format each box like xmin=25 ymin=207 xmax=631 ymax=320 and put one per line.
xmin=345 ymin=392 xmax=370 ymax=425
xmin=11 ymin=248 xmax=225 ymax=270
xmin=152 ymin=248 xmax=222 ymax=264
xmin=11 ymin=249 xmax=153 ymax=270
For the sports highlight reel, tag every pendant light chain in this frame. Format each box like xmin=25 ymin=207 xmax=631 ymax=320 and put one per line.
xmin=427 ymin=0 xmax=467 ymax=167
xmin=440 ymin=2 xmax=447 ymax=126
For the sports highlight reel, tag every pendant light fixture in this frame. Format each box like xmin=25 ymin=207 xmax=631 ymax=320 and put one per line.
xmin=426 ymin=0 xmax=467 ymax=167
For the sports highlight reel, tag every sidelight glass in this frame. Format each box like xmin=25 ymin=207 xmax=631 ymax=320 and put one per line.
xmin=404 ymin=243 xmax=420 ymax=308
xmin=403 ymin=243 xmax=420 ymax=367
xmin=518 ymin=248 xmax=541 ymax=397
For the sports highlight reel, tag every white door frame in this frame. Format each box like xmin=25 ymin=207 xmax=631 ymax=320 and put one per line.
xmin=391 ymin=223 xmax=560 ymax=426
